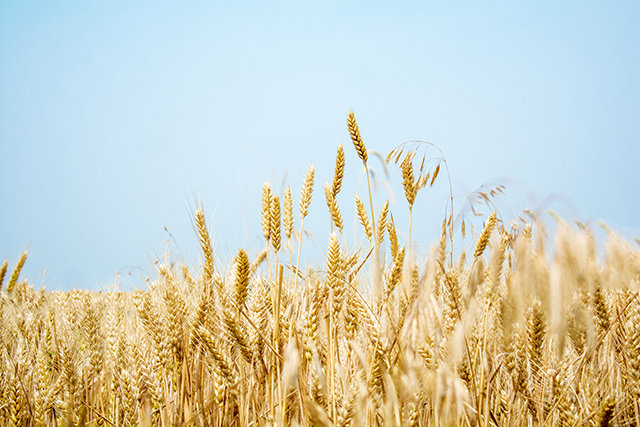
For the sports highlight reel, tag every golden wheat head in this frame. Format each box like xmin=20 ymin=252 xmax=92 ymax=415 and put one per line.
xmin=347 ymin=110 xmax=367 ymax=164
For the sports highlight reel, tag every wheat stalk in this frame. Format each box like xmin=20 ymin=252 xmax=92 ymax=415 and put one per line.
xmin=295 ymin=165 xmax=315 ymax=287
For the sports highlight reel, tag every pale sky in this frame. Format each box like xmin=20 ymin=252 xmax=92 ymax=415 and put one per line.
xmin=1 ymin=1 xmax=638 ymax=290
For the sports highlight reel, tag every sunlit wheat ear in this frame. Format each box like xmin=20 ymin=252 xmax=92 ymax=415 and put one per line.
xmin=430 ymin=163 xmax=440 ymax=187
xmin=592 ymin=285 xmax=610 ymax=339
xmin=0 ymin=259 xmax=8 ymax=292
xmin=511 ymin=322 xmax=532 ymax=404
xmin=417 ymin=172 xmax=429 ymax=190
xmin=160 ymin=266 xmax=188 ymax=360
xmin=344 ymin=285 xmax=361 ymax=338
xmin=326 ymin=233 xmax=344 ymax=315
xmin=526 ymin=298 xmax=547 ymax=379
xmin=567 ymin=297 xmax=587 ymax=354
xmin=474 ymin=212 xmax=497 ymax=259
xmin=442 ymin=270 xmax=462 ymax=334
xmin=222 ymin=305 xmax=254 ymax=364
xmin=6 ymin=251 xmax=27 ymax=295
xmin=119 ymin=370 xmax=137 ymax=427
xmin=284 ymin=186 xmax=294 ymax=239
xmin=250 ymin=248 xmax=268 ymax=275
xmin=234 ymin=249 xmax=250 ymax=309
xmin=261 ymin=183 xmax=272 ymax=241
xmin=324 ymin=182 xmax=343 ymax=231
xmin=550 ymin=369 xmax=575 ymax=427
xmin=332 ymin=144 xmax=345 ymax=198
xmin=438 ymin=217 xmax=448 ymax=262
xmin=299 ymin=165 xmax=314 ymax=219
xmin=196 ymin=326 xmax=237 ymax=385
xmin=376 ymin=201 xmax=389 ymax=246
xmin=524 ymin=222 xmax=533 ymax=240
xmin=401 ymin=152 xmax=416 ymax=208
xmin=347 ymin=110 xmax=367 ymax=164
xmin=487 ymin=232 xmax=508 ymax=300
xmin=355 ymin=194 xmax=372 ymax=242
xmin=398 ymin=261 xmax=419 ymax=322
xmin=336 ymin=388 xmax=357 ymax=427
xmin=388 ymin=214 xmax=399 ymax=259
xmin=270 ymin=194 xmax=281 ymax=253
xmin=9 ymin=373 xmax=21 ymax=426
xmin=307 ymin=278 xmax=327 ymax=353
xmin=385 ymin=245 xmax=405 ymax=299
xmin=195 ymin=208 xmax=215 ymax=294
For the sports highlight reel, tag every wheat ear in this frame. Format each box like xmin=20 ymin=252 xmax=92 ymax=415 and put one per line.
xmin=347 ymin=110 xmax=367 ymax=164
xmin=430 ymin=163 xmax=440 ymax=186
xmin=234 ymin=249 xmax=250 ymax=310
xmin=7 ymin=251 xmax=27 ymax=295
xmin=326 ymin=233 xmax=342 ymax=421
xmin=299 ymin=165 xmax=314 ymax=220
xmin=332 ymin=144 xmax=345 ymax=198
xmin=593 ymin=285 xmax=610 ymax=339
xmin=474 ymin=212 xmax=497 ymax=260
xmin=388 ymin=214 xmax=399 ymax=260
xmin=195 ymin=208 xmax=215 ymax=297
xmin=262 ymin=183 xmax=272 ymax=242
xmin=270 ymin=194 xmax=281 ymax=254
xmin=376 ymin=201 xmax=389 ymax=247
xmin=0 ymin=259 xmax=8 ymax=292
xmin=284 ymin=186 xmax=294 ymax=240
xmin=526 ymin=298 xmax=547 ymax=384
xmin=401 ymin=152 xmax=416 ymax=208
xmin=355 ymin=194 xmax=372 ymax=242
xmin=385 ymin=245 xmax=405 ymax=302
xmin=324 ymin=182 xmax=344 ymax=232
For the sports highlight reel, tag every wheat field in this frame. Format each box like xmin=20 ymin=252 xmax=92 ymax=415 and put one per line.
xmin=1 ymin=112 xmax=639 ymax=427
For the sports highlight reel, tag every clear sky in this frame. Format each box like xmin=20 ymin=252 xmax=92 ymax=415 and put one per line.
xmin=1 ymin=1 xmax=638 ymax=290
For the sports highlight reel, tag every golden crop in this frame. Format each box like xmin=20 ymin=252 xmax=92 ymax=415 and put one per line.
xmin=1 ymin=113 xmax=639 ymax=426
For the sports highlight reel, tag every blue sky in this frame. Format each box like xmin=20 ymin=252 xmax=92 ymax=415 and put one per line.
xmin=1 ymin=1 xmax=638 ymax=290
